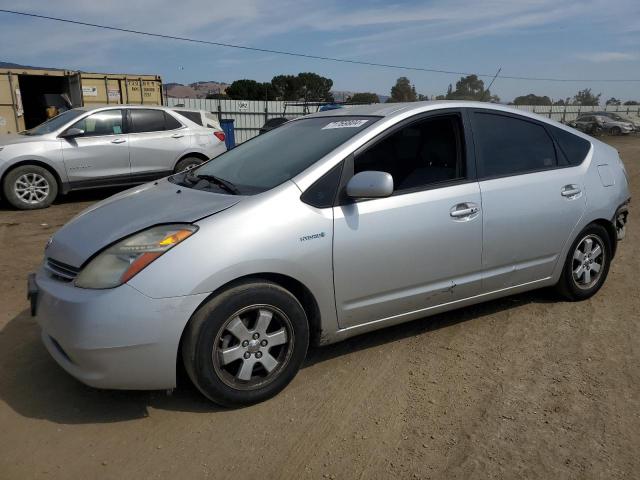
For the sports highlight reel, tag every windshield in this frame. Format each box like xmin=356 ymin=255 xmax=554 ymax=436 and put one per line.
xmin=21 ymin=109 xmax=85 ymax=135
xmin=172 ymin=116 xmax=378 ymax=194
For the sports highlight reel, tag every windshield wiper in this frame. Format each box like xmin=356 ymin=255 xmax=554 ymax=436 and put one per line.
xmin=186 ymin=171 xmax=240 ymax=195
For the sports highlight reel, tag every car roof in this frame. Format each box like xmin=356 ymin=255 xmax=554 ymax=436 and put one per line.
xmin=73 ymin=104 xmax=175 ymax=112
xmin=304 ymin=100 xmax=549 ymax=121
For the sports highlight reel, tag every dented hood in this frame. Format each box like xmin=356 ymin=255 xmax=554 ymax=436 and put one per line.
xmin=46 ymin=178 xmax=242 ymax=267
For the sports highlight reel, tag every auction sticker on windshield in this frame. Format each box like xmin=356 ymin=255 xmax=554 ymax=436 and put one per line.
xmin=322 ymin=119 xmax=369 ymax=129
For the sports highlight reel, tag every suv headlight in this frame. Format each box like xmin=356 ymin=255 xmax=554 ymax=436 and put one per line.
xmin=75 ymin=224 xmax=197 ymax=289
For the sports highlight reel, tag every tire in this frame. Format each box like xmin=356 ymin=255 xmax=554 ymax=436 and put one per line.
xmin=610 ymin=126 xmax=622 ymax=136
xmin=174 ymin=156 xmax=205 ymax=173
xmin=2 ymin=164 xmax=58 ymax=210
xmin=555 ymin=223 xmax=612 ymax=301
xmin=182 ymin=280 xmax=309 ymax=407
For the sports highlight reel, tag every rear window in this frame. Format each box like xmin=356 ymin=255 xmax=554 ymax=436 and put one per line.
xmin=550 ymin=126 xmax=591 ymax=166
xmin=173 ymin=110 xmax=203 ymax=126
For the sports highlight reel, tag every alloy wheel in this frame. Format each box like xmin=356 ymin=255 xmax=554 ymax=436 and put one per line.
xmin=212 ymin=305 xmax=294 ymax=390
xmin=572 ymin=234 xmax=606 ymax=290
xmin=14 ymin=173 xmax=50 ymax=205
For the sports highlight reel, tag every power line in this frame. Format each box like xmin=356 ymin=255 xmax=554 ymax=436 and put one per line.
xmin=1 ymin=8 xmax=639 ymax=83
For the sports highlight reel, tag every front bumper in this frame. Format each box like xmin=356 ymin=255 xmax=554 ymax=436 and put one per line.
xmin=32 ymin=267 xmax=209 ymax=390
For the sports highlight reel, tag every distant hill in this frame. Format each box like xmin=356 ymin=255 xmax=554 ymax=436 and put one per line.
xmin=165 ymin=81 xmax=230 ymax=98
xmin=0 ymin=61 xmax=58 ymax=70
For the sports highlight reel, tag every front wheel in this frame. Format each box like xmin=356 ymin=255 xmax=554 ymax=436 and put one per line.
xmin=556 ymin=224 xmax=612 ymax=301
xmin=2 ymin=165 xmax=58 ymax=210
xmin=182 ymin=281 xmax=309 ymax=406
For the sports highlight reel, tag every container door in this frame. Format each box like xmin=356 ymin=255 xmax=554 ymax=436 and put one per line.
xmin=68 ymin=73 xmax=83 ymax=107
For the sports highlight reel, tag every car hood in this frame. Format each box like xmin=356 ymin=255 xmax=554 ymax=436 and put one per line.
xmin=0 ymin=133 xmax=49 ymax=147
xmin=46 ymin=178 xmax=242 ymax=267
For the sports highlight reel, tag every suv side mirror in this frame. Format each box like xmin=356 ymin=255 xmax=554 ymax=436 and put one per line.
xmin=346 ymin=171 xmax=394 ymax=199
xmin=59 ymin=128 xmax=85 ymax=138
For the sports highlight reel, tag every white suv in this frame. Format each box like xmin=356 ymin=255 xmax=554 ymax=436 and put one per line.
xmin=0 ymin=105 xmax=227 ymax=209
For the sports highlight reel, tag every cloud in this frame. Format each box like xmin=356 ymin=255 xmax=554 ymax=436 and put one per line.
xmin=576 ymin=52 xmax=638 ymax=62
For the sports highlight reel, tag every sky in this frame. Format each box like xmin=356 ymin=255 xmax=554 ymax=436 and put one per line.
xmin=0 ymin=0 xmax=639 ymax=102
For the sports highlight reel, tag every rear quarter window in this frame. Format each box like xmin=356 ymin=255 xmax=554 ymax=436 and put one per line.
xmin=549 ymin=126 xmax=591 ymax=166
xmin=173 ymin=110 xmax=203 ymax=126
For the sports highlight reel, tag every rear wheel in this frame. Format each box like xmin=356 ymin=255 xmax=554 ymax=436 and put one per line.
xmin=174 ymin=156 xmax=205 ymax=173
xmin=2 ymin=165 xmax=58 ymax=210
xmin=182 ymin=281 xmax=309 ymax=406
xmin=610 ymin=126 xmax=622 ymax=136
xmin=556 ymin=224 xmax=611 ymax=301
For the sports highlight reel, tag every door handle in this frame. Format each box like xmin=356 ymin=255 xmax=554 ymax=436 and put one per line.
xmin=561 ymin=184 xmax=582 ymax=198
xmin=171 ymin=133 xmax=185 ymax=139
xmin=450 ymin=203 xmax=480 ymax=219
xmin=111 ymin=138 xmax=126 ymax=144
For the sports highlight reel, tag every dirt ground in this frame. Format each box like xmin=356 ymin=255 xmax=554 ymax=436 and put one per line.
xmin=0 ymin=136 xmax=638 ymax=480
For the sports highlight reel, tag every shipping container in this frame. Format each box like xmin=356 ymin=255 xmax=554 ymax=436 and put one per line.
xmin=0 ymin=67 xmax=163 ymax=134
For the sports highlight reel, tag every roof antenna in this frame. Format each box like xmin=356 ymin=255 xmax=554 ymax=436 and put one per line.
xmin=487 ymin=67 xmax=502 ymax=93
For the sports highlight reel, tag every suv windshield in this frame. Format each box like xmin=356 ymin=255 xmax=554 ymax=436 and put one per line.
xmin=21 ymin=109 xmax=85 ymax=135
xmin=172 ymin=116 xmax=377 ymax=194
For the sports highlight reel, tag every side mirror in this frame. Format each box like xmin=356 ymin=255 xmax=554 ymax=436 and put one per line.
xmin=346 ymin=171 xmax=394 ymax=199
xmin=59 ymin=128 xmax=84 ymax=138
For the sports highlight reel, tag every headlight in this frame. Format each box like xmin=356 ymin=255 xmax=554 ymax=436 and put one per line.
xmin=75 ymin=224 xmax=197 ymax=289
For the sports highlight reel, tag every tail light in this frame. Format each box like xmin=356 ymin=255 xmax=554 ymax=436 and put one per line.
xmin=214 ymin=131 xmax=225 ymax=142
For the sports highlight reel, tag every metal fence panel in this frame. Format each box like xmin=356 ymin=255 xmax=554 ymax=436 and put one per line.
xmin=166 ymin=98 xmax=640 ymax=144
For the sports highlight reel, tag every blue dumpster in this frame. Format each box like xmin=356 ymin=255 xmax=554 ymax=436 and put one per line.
xmin=220 ymin=119 xmax=236 ymax=150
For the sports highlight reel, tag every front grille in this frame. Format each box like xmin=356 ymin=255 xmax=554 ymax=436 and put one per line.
xmin=45 ymin=258 xmax=80 ymax=282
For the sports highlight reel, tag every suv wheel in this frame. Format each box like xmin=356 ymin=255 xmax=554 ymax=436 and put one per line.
xmin=182 ymin=281 xmax=309 ymax=406
xmin=556 ymin=223 xmax=612 ymax=301
xmin=2 ymin=165 xmax=58 ymax=210
xmin=610 ymin=126 xmax=622 ymax=135
xmin=175 ymin=156 xmax=205 ymax=173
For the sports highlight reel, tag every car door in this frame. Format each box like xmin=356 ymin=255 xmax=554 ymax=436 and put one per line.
xmin=127 ymin=108 xmax=191 ymax=179
xmin=469 ymin=109 xmax=587 ymax=291
xmin=60 ymin=108 xmax=131 ymax=187
xmin=332 ymin=111 xmax=483 ymax=329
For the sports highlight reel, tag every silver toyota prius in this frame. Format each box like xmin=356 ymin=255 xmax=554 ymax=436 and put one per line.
xmin=30 ymin=101 xmax=630 ymax=406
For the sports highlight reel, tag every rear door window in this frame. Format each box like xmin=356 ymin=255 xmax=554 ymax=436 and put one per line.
xmin=471 ymin=112 xmax=557 ymax=178
xmin=130 ymin=109 xmax=171 ymax=133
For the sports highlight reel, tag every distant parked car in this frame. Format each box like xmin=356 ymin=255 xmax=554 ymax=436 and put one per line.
xmin=259 ymin=117 xmax=289 ymax=135
xmin=0 ymin=105 xmax=227 ymax=209
xmin=592 ymin=111 xmax=640 ymax=131
xmin=571 ymin=114 xmax=634 ymax=135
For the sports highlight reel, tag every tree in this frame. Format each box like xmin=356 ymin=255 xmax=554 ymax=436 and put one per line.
xmin=296 ymin=72 xmax=334 ymax=102
xmin=205 ymin=93 xmax=228 ymax=99
xmin=390 ymin=77 xmax=417 ymax=102
xmin=623 ymin=100 xmax=639 ymax=105
xmin=347 ymin=92 xmax=380 ymax=103
xmin=435 ymin=94 xmax=446 ymax=100
xmin=271 ymin=75 xmax=301 ymax=101
xmin=417 ymin=93 xmax=429 ymax=101
xmin=225 ymin=79 xmax=275 ymax=100
xmin=553 ymin=98 xmax=571 ymax=106
xmin=445 ymin=74 xmax=499 ymax=102
xmin=572 ymin=88 xmax=601 ymax=106
xmin=512 ymin=93 xmax=552 ymax=106
xmin=606 ymin=97 xmax=621 ymax=106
